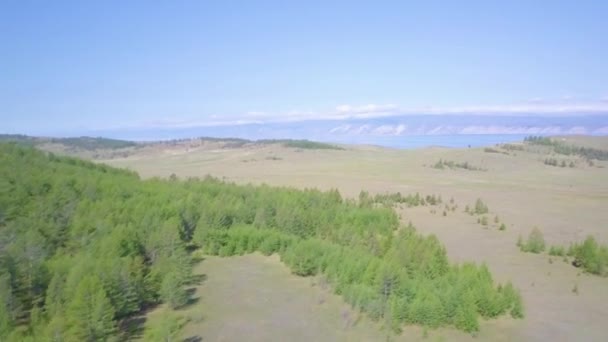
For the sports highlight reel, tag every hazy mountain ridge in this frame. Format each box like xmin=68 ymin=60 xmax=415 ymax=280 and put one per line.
xmin=75 ymin=114 xmax=608 ymax=142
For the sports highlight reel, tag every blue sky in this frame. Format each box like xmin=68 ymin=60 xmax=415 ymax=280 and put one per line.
xmin=1 ymin=1 xmax=607 ymax=136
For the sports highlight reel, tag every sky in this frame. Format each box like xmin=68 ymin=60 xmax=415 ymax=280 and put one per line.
xmin=1 ymin=1 xmax=608 ymax=136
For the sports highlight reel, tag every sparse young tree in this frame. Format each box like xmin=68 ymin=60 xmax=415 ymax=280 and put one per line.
xmin=520 ymin=227 xmax=546 ymax=253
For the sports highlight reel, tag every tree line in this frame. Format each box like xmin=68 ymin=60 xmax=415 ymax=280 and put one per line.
xmin=525 ymin=136 xmax=608 ymax=161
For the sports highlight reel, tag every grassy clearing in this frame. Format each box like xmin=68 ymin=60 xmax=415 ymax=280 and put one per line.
xmin=174 ymin=254 xmax=517 ymax=342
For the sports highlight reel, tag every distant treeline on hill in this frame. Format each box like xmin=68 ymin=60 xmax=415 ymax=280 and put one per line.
xmin=0 ymin=134 xmax=137 ymax=150
xmin=524 ymin=136 xmax=608 ymax=161
xmin=257 ymin=139 xmax=344 ymax=150
xmin=194 ymin=137 xmax=343 ymax=150
xmin=0 ymin=134 xmax=343 ymax=151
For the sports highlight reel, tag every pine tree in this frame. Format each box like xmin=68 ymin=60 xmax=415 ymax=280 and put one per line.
xmin=44 ymin=273 xmax=65 ymax=317
xmin=160 ymin=272 xmax=188 ymax=309
xmin=66 ymin=275 xmax=117 ymax=341
xmin=0 ymin=274 xmax=15 ymax=339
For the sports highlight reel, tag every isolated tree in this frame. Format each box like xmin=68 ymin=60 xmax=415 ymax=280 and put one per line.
xmin=521 ymin=227 xmax=545 ymax=253
xmin=474 ymin=198 xmax=488 ymax=215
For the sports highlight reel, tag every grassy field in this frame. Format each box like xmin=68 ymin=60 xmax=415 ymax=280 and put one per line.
xmin=170 ymin=254 xmax=519 ymax=342
xmin=100 ymin=137 xmax=608 ymax=341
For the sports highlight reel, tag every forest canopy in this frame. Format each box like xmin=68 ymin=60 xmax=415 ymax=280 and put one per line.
xmin=0 ymin=143 xmax=522 ymax=340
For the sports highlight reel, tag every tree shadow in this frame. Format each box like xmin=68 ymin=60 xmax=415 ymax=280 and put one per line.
xmin=177 ymin=287 xmax=200 ymax=310
xmin=118 ymin=301 xmax=165 ymax=340
xmin=188 ymin=273 xmax=208 ymax=286
xmin=119 ymin=314 xmax=147 ymax=340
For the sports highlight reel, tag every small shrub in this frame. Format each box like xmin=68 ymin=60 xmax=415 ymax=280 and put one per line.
xmin=474 ymin=198 xmax=489 ymax=215
xmin=498 ymin=223 xmax=506 ymax=231
xmin=519 ymin=228 xmax=545 ymax=254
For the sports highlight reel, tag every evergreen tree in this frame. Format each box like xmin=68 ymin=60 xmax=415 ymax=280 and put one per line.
xmin=160 ymin=272 xmax=188 ymax=309
xmin=66 ymin=275 xmax=117 ymax=341
xmin=0 ymin=274 xmax=15 ymax=339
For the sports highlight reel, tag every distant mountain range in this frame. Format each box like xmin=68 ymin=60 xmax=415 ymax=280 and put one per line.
xmin=5 ymin=114 xmax=608 ymax=148
xmin=84 ymin=114 xmax=608 ymax=144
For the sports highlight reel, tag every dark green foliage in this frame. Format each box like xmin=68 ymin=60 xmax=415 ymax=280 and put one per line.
xmin=524 ymin=136 xmax=554 ymax=145
xmin=257 ymin=139 xmax=343 ymax=150
xmin=0 ymin=134 xmax=137 ymax=150
xmin=0 ymin=144 xmax=189 ymax=340
xmin=0 ymin=275 xmax=16 ymax=338
xmin=519 ymin=228 xmax=546 ymax=253
xmin=0 ymin=134 xmax=38 ymax=146
xmin=544 ymin=158 xmax=573 ymax=167
xmin=371 ymin=191 xmax=442 ymax=208
xmin=50 ymin=136 xmax=137 ymax=150
xmin=432 ymin=159 xmax=485 ymax=171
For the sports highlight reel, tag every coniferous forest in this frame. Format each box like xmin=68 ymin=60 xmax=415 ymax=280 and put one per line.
xmin=0 ymin=143 xmax=523 ymax=340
